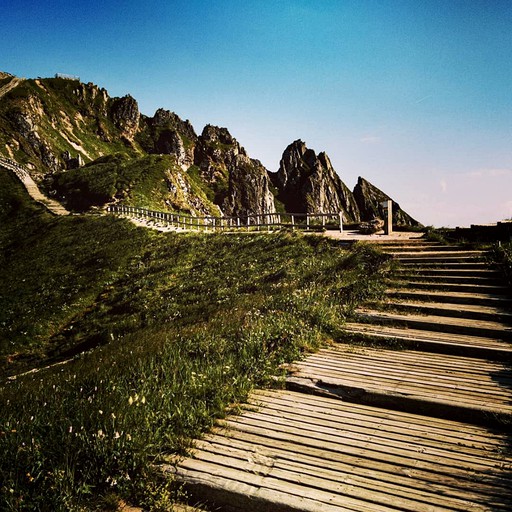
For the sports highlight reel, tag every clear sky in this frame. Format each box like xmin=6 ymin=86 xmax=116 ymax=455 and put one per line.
xmin=2 ymin=0 xmax=511 ymax=227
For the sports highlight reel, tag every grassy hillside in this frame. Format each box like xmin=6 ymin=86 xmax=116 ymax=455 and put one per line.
xmin=0 ymin=172 xmax=391 ymax=510
xmin=0 ymin=77 xmax=138 ymax=170
xmin=50 ymin=153 xmax=219 ymax=214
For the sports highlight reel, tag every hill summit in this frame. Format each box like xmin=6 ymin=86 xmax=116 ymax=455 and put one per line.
xmin=0 ymin=72 xmax=421 ymax=226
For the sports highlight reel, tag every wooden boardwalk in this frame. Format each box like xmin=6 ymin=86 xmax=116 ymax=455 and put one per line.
xmin=173 ymin=239 xmax=512 ymax=511
xmin=170 ymin=389 xmax=512 ymax=511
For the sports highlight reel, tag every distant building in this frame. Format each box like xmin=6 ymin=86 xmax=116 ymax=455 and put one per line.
xmin=55 ymin=73 xmax=80 ymax=81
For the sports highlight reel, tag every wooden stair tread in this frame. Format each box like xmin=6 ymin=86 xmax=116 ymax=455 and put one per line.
xmin=344 ymin=322 xmax=512 ymax=351
xmin=355 ymin=309 xmax=512 ymax=334
xmin=172 ymin=389 xmax=512 ymax=512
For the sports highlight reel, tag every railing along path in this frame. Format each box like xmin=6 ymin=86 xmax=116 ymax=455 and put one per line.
xmin=0 ymin=156 xmax=33 ymax=182
xmin=1 ymin=155 xmax=343 ymax=230
xmin=108 ymin=204 xmax=344 ymax=233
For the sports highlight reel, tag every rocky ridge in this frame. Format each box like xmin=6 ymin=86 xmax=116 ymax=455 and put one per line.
xmin=271 ymin=140 xmax=361 ymax=223
xmin=354 ymin=176 xmax=420 ymax=226
xmin=0 ymin=71 xmax=420 ymax=225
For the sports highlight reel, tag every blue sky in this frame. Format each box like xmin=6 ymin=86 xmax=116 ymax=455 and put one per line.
xmin=2 ymin=0 xmax=511 ymax=226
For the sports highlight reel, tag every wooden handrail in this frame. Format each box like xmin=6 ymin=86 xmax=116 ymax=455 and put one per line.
xmin=107 ymin=204 xmax=344 ymax=233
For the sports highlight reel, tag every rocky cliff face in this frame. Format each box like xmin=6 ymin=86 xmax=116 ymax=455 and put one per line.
xmin=271 ymin=140 xmax=360 ymax=222
xmin=193 ymin=125 xmax=275 ymax=216
xmin=0 ymin=76 xmax=140 ymax=175
xmin=0 ymin=71 xmax=421 ymax=226
xmin=110 ymin=95 xmax=140 ymax=142
xmin=137 ymin=108 xmax=197 ymax=170
xmin=353 ymin=176 xmax=422 ymax=227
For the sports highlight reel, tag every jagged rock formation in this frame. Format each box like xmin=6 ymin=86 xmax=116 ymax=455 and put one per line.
xmin=110 ymin=95 xmax=140 ymax=142
xmin=193 ymin=125 xmax=275 ymax=216
xmin=270 ymin=140 xmax=360 ymax=222
xmin=353 ymin=176 xmax=422 ymax=227
xmin=0 ymin=71 xmax=421 ymax=225
xmin=137 ymin=108 xmax=197 ymax=170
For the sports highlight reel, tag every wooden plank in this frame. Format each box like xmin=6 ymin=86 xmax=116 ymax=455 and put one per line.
xmin=221 ymin=416 xmax=503 ymax=474
xmin=343 ymin=323 xmax=512 ymax=349
xmin=295 ymin=357 xmax=512 ymax=398
xmin=188 ymin=447 xmax=479 ymax=512
xmin=177 ymin=458 xmax=404 ymax=512
xmin=299 ymin=360 xmax=512 ymax=392
xmin=248 ymin=391 xmax=507 ymax=448
xmin=193 ymin=438 xmax=507 ymax=510
xmin=175 ymin=464 xmax=356 ymax=512
xmin=318 ymin=345 xmax=511 ymax=371
xmin=301 ymin=352 xmax=512 ymax=389
xmin=242 ymin=399 xmax=508 ymax=457
xmin=225 ymin=413 xmax=506 ymax=470
xmin=291 ymin=363 xmax=512 ymax=405
xmin=251 ymin=389 xmax=508 ymax=440
xmin=290 ymin=369 xmax=512 ymax=412
xmin=304 ymin=351 xmax=512 ymax=383
xmin=204 ymin=426 xmax=512 ymax=493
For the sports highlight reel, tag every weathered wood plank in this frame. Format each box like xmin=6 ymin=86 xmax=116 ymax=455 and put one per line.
xmin=188 ymin=448 xmax=479 ymax=512
xmin=242 ymin=399 xmax=507 ymax=457
xmin=173 ymin=389 xmax=512 ymax=511
xmin=177 ymin=458 xmax=404 ymax=512
xmin=293 ymin=361 xmax=512 ymax=402
xmin=193 ymin=439 xmax=504 ymax=509
xmin=205 ymin=426 xmax=512 ymax=494
xmin=249 ymin=391 xmax=507 ymax=448
xmin=251 ymin=389 xmax=507 ymax=439
xmin=223 ymin=415 xmax=505 ymax=470
xmin=299 ymin=354 xmax=512 ymax=393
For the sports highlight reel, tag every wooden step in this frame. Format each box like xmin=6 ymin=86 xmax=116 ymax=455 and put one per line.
xmin=379 ymin=245 xmax=465 ymax=252
xmin=169 ymin=389 xmax=512 ymax=512
xmin=392 ymin=273 xmax=504 ymax=286
xmin=354 ymin=309 xmax=512 ymax=340
xmin=287 ymin=346 xmax=512 ymax=426
xmin=393 ymin=280 xmax=510 ymax=295
xmin=343 ymin=322 xmax=512 ymax=360
xmin=391 ymin=250 xmax=484 ymax=258
xmin=365 ymin=240 xmax=443 ymax=247
xmin=386 ymin=288 xmax=512 ymax=307
xmin=394 ymin=268 xmax=502 ymax=278
xmin=399 ymin=261 xmax=490 ymax=270
xmin=374 ymin=300 xmax=512 ymax=323
xmin=396 ymin=256 xmax=484 ymax=266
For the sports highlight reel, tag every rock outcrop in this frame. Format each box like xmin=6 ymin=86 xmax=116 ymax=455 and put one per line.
xmin=138 ymin=108 xmax=197 ymax=170
xmin=353 ymin=176 xmax=422 ymax=227
xmin=110 ymin=95 xmax=140 ymax=141
xmin=270 ymin=140 xmax=360 ymax=222
xmin=0 ymin=71 xmax=422 ymax=226
xmin=193 ymin=125 xmax=275 ymax=216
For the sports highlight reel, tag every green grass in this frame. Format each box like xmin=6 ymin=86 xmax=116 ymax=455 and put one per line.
xmin=0 ymin=172 xmax=391 ymax=510
xmin=488 ymin=241 xmax=512 ymax=288
xmin=51 ymin=154 xmax=218 ymax=214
